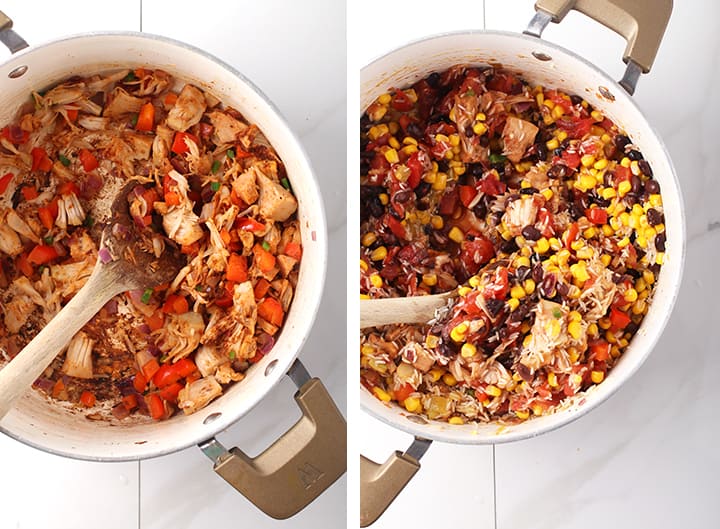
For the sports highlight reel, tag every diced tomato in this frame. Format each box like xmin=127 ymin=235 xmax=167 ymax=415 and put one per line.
xmin=487 ymin=72 xmax=521 ymax=93
xmin=158 ymin=382 xmax=183 ymax=403
xmin=52 ymin=379 xmax=65 ymax=399
xmin=181 ymin=242 xmax=199 ymax=255
xmin=164 ymin=191 xmax=180 ymax=206
xmin=0 ymin=173 xmax=13 ymax=194
xmin=475 ymin=389 xmax=488 ymax=402
xmin=186 ymin=371 xmax=202 ymax=383
xmin=38 ymin=206 xmax=55 ymax=230
xmin=153 ymin=364 xmax=181 ymax=388
xmin=460 ymin=236 xmax=495 ymax=275
xmin=253 ymin=244 xmax=276 ymax=272
xmin=563 ymin=222 xmax=580 ymax=249
xmin=430 ymin=140 xmax=452 ymax=160
xmin=1 ymin=125 xmax=29 ymax=145
xmin=31 ymin=147 xmax=52 ymax=172
xmin=146 ymin=393 xmax=166 ymax=420
xmin=162 ymin=294 xmax=189 ymax=314
xmin=66 ymin=108 xmax=79 ymax=122
xmin=79 ymin=390 xmax=96 ymax=407
xmin=478 ymin=173 xmax=507 ymax=196
xmin=609 ymin=307 xmax=631 ymax=331
xmin=254 ymin=278 xmax=271 ymax=299
xmin=536 ymin=208 xmax=555 ymax=237
xmin=226 ymin=253 xmax=249 ymax=282
xmin=164 ymin=92 xmax=178 ymax=106
xmin=385 ymin=214 xmax=406 ymax=240
xmin=547 ymin=90 xmax=574 ymax=113
xmin=174 ymin=358 xmax=197 ymax=378
xmin=393 ymin=383 xmax=414 ymax=403
xmin=614 ymin=165 xmax=631 ymax=185
xmin=171 ymin=131 xmax=199 ymax=154
xmin=438 ymin=187 xmax=459 ymax=215
xmin=556 ymin=117 xmax=594 ymax=139
xmin=78 ymin=149 xmax=98 ymax=172
xmin=398 ymin=114 xmax=411 ymax=132
xmin=483 ymin=266 xmax=509 ymax=300
xmin=405 ymin=151 xmax=424 ymax=189
xmin=585 ymin=207 xmax=608 ymax=225
xmin=133 ymin=372 xmax=148 ymax=393
xmin=459 ymin=185 xmax=478 ymax=208
xmin=248 ymin=351 xmax=265 ymax=364
xmin=141 ymin=357 xmax=160 ymax=380
xmin=236 ymin=217 xmax=265 ymax=232
xmin=21 ymin=186 xmax=38 ymax=201
xmin=27 ymin=244 xmax=59 ymax=265
xmin=589 ymin=340 xmax=611 ymax=362
xmin=283 ymin=241 xmax=302 ymax=261
xmin=122 ymin=394 xmax=138 ymax=410
xmin=391 ymin=90 xmax=414 ymax=111
xmin=58 ymin=181 xmax=80 ymax=196
xmin=16 ymin=253 xmax=33 ymax=277
xmin=560 ymin=150 xmax=581 ymax=170
xmin=258 ymin=297 xmax=284 ymax=326
xmin=135 ymin=102 xmax=155 ymax=131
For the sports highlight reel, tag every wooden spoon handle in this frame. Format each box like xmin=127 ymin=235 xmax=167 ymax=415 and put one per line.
xmin=360 ymin=292 xmax=454 ymax=329
xmin=0 ymin=262 xmax=126 ymax=421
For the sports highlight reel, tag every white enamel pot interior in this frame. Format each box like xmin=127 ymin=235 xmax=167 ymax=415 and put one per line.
xmin=0 ymin=33 xmax=327 ymax=460
xmin=361 ymin=31 xmax=685 ymax=444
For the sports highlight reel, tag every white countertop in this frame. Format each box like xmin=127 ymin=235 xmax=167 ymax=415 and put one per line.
xmin=0 ymin=1 xmax=346 ymax=528
xmin=356 ymin=1 xmax=719 ymax=528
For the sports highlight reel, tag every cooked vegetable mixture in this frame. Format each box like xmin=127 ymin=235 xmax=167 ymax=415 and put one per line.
xmin=0 ymin=68 xmax=302 ymax=421
xmin=360 ymin=65 xmax=665 ymax=423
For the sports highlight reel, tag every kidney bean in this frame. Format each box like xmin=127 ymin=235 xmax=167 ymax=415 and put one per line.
xmin=531 ymin=262 xmax=544 ymax=283
xmin=539 ymin=273 xmax=557 ymax=298
xmin=645 ymin=179 xmax=660 ymax=194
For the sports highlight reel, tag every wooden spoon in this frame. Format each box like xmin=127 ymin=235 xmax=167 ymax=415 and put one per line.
xmin=0 ymin=182 xmax=185 ymax=421
xmin=360 ymin=291 xmax=456 ymax=329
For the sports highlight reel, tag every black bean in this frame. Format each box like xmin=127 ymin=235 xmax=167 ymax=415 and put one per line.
xmin=369 ymin=198 xmax=384 ymax=218
xmin=501 ymin=239 xmax=519 ymax=254
xmin=553 ymin=148 xmax=563 ymax=157
xmin=655 ymin=232 xmax=666 ymax=252
xmin=569 ymin=94 xmax=583 ymax=105
xmin=557 ymin=282 xmax=570 ymax=297
xmin=645 ymin=179 xmax=660 ymax=194
xmin=438 ymin=340 xmax=457 ymax=358
xmin=394 ymin=189 xmax=412 ymax=203
xmin=479 ymin=135 xmax=490 ymax=147
xmin=522 ymin=225 xmax=541 ymax=240
xmin=569 ymin=202 xmax=584 ymax=220
xmin=516 ymin=265 xmax=531 ymax=281
xmin=415 ymin=181 xmax=431 ymax=199
xmin=531 ymin=263 xmax=544 ymax=283
xmin=631 ymin=175 xmax=642 ymax=194
xmin=470 ymin=163 xmax=484 ymax=177
xmin=628 ymin=149 xmax=644 ymax=161
xmin=536 ymin=142 xmax=548 ymax=161
xmin=472 ymin=201 xmax=487 ymax=219
xmin=520 ymin=187 xmax=538 ymax=195
xmin=497 ymin=354 xmax=514 ymax=370
xmin=539 ymin=273 xmax=557 ymax=298
xmin=646 ymin=208 xmax=663 ymax=226
xmin=614 ymin=134 xmax=631 ymax=151
xmin=416 ymin=198 xmax=430 ymax=211
xmin=625 ymin=194 xmax=638 ymax=207
xmin=612 ymin=272 xmax=624 ymax=284
xmin=428 ymin=113 xmax=450 ymax=125
xmin=625 ymin=322 xmax=639 ymax=335
xmin=360 ymin=160 xmax=370 ymax=175
xmin=486 ymin=298 xmax=505 ymax=317
xmin=637 ymin=159 xmax=653 ymax=177
xmin=407 ymin=122 xmax=423 ymax=139
xmin=547 ymin=164 xmax=569 ymax=179
xmin=427 ymin=72 xmax=441 ymax=88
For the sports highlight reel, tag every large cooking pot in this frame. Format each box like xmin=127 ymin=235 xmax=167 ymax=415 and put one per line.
xmin=360 ymin=0 xmax=683 ymax=525
xmin=0 ymin=12 xmax=345 ymax=520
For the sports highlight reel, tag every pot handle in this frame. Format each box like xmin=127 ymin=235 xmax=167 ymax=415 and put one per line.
xmin=360 ymin=437 xmax=432 ymax=527
xmin=525 ymin=0 xmax=672 ymax=94
xmin=198 ymin=359 xmax=346 ymax=519
xmin=0 ymin=10 xmax=29 ymax=54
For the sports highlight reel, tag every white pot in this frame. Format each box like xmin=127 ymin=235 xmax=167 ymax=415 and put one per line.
xmin=360 ymin=26 xmax=684 ymax=522
xmin=0 ymin=29 xmax=344 ymax=519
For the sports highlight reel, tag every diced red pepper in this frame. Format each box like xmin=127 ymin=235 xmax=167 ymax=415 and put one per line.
xmin=136 ymin=102 xmax=155 ymax=131
xmin=585 ymin=207 xmax=608 ymax=225
xmin=257 ymin=297 xmax=284 ymax=326
xmin=158 ymin=382 xmax=183 ymax=404
xmin=16 ymin=253 xmax=33 ymax=277
xmin=21 ymin=186 xmax=38 ymax=201
xmin=141 ymin=358 xmax=160 ymax=380
xmin=609 ymin=308 xmax=631 ymax=331
xmin=393 ymin=383 xmax=414 ymax=402
xmin=27 ymin=244 xmax=59 ymax=265
xmin=122 ymin=394 xmax=138 ymax=410
xmin=1 ymin=125 xmax=29 ymax=145
xmin=79 ymin=390 xmax=96 ymax=407
xmin=478 ymin=173 xmax=507 ymax=196
xmin=459 ymin=185 xmax=478 ymax=208
xmin=145 ymin=310 xmax=165 ymax=332
xmin=385 ymin=214 xmax=406 ymax=240
xmin=38 ymin=206 xmax=55 ymax=230
xmin=283 ymin=241 xmax=302 ymax=261
xmin=589 ymin=340 xmax=611 ymax=362
xmin=146 ymin=393 xmax=166 ymax=420
xmin=31 ymin=147 xmax=52 ymax=172
xmin=173 ymin=358 xmax=198 ymax=378
xmin=236 ymin=217 xmax=265 ymax=232
xmin=226 ymin=253 xmax=249 ymax=282
xmin=0 ymin=173 xmax=13 ymax=194
xmin=171 ymin=131 xmax=199 ymax=154
xmin=564 ymin=222 xmax=580 ymax=249
xmin=614 ymin=165 xmax=632 ymax=185
xmin=162 ymin=294 xmax=189 ymax=314
xmin=406 ymin=151 xmax=424 ymax=189
xmin=253 ymin=244 xmax=276 ymax=272
xmin=391 ymin=90 xmax=414 ymax=111
xmin=153 ymin=364 xmax=181 ymax=388
xmin=164 ymin=191 xmax=180 ymax=206
xmin=483 ymin=267 xmax=509 ymax=300
xmin=560 ymin=150 xmax=581 ymax=170
xmin=66 ymin=109 xmax=79 ymax=122
xmin=254 ymin=278 xmax=271 ymax=299
xmin=58 ymin=181 xmax=80 ymax=196
xmin=133 ymin=372 xmax=148 ymax=393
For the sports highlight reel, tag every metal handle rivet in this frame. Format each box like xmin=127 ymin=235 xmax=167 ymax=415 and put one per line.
xmin=264 ymin=359 xmax=279 ymax=376
xmin=8 ymin=65 xmax=27 ymax=78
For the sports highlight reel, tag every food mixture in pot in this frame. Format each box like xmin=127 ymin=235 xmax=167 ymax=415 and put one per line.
xmin=360 ymin=65 xmax=666 ymax=423
xmin=0 ymin=68 xmax=302 ymax=421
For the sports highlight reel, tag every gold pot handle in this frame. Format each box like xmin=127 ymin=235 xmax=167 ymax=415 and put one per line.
xmin=526 ymin=0 xmax=672 ymax=94
xmin=199 ymin=360 xmax=346 ymax=519
xmin=0 ymin=10 xmax=29 ymax=54
xmin=360 ymin=437 xmax=432 ymax=527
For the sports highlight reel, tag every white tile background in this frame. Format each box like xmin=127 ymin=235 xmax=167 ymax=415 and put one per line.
xmin=0 ymin=1 xmax=346 ymax=528
xmin=356 ymin=1 xmax=720 ymax=528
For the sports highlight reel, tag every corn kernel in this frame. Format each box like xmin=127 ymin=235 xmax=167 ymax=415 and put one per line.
xmin=384 ymin=148 xmax=399 ymax=164
xmin=404 ymin=396 xmax=421 ymax=413
xmin=377 ymin=93 xmax=392 ymax=105
xmin=543 ymin=99 xmax=555 ymax=110
xmin=422 ymin=273 xmax=438 ymax=287
xmin=501 ymin=229 xmax=513 ymax=241
xmin=520 ymin=246 xmax=532 ymax=257
xmin=569 ymin=347 xmax=580 ymax=363
xmin=556 ymin=130 xmax=568 ymax=142
xmin=536 ymin=237 xmax=550 ymax=254
xmin=401 ymin=144 xmax=418 ymax=156
xmin=515 ymin=410 xmax=530 ymax=420
xmin=606 ymin=330 xmax=618 ymax=344
xmin=430 ymin=215 xmax=444 ymax=230
xmin=458 ymin=286 xmax=472 ymax=296
xmin=632 ymin=299 xmax=647 ymax=315
xmin=370 ymin=274 xmax=383 ymax=288
xmin=546 ymin=138 xmax=559 ymax=151
xmin=468 ymin=275 xmax=481 ymax=288
xmin=593 ymin=158 xmax=608 ymax=170
xmin=360 ymin=259 xmax=368 ymax=272
xmin=591 ymin=370 xmax=605 ymax=384
xmin=583 ymin=227 xmax=597 ymax=239
xmin=515 ymin=256 xmax=531 ymax=268
xmin=510 ymin=285 xmax=526 ymax=299
xmin=649 ymin=194 xmax=662 ymax=207
xmin=361 ymin=344 xmax=375 ymax=356
xmin=475 ymin=112 xmax=486 ymax=121
xmin=448 ymin=226 xmax=465 ymax=243
xmin=442 ymin=373 xmax=457 ymax=386
xmin=532 ymin=404 xmax=545 ymax=416
xmin=378 ymin=193 xmax=389 ymax=205
xmin=576 ymin=246 xmax=594 ymax=260
xmin=429 ymin=367 xmax=444 ymax=382
xmin=450 ymin=322 xmax=469 ymax=342
xmin=460 ymin=343 xmax=478 ymax=359
xmin=523 ymin=279 xmax=536 ymax=295
xmin=535 ymin=92 xmax=544 ymax=105
xmin=507 ymin=298 xmax=520 ymax=311
xmin=522 ymin=334 xmax=533 ymax=348
xmin=578 ymin=174 xmax=597 ymax=191
xmin=370 ymin=246 xmax=387 ymax=261
xmin=620 ymin=157 xmax=631 ymax=168
xmin=373 ymin=387 xmax=391 ymax=402
xmin=617 ymin=237 xmax=630 ymax=248
xmin=588 ymin=322 xmax=599 ymax=336
xmin=551 ymin=105 xmax=565 ymax=119
xmin=567 ymin=320 xmax=582 ymax=340
xmin=581 ymin=154 xmax=596 ymax=168
xmin=599 ymin=255 xmax=611 ymax=268
xmin=601 ymin=133 xmax=612 ymax=143
xmin=624 ymin=287 xmax=638 ymax=303
xmin=473 ymin=122 xmax=488 ymax=135
xmin=539 ymin=188 xmax=553 ymax=201
xmin=432 ymin=172 xmax=447 ymax=191
xmin=656 ymin=252 xmax=665 ymax=265
xmin=425 ymin=334 xmax=439 ymax=348
xmin=643 ymin=270 xmax=655 ymax=285
xmin=448 ymin=416 xmax=465 ymax=425
xmin=591 ymin=110 xmax=604 ymax=121
xmin=570 ymin=261 xmax=590 ymax=282
xmin=601 ymin=187 xmax=617 ymax=200
xmin=546 ymin=372 xmax=558 ymax=388
xmin=630 ymin=160 xmax=641 ymax=176
xmin=361 ymin=232 xmax=377 ymax=247
xmin=449 ymin=134 xmax=461 ymax=147
xmin=486 ymin=384 xmax=502 ymax=397
xmin=386 ymin=136 xmax=400 ymax=150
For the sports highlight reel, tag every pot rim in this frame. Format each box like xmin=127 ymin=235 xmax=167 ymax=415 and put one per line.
xmin=360 ymin=29 xmax=686 ymax=445
xmin=0 ymin=31 xmax=328 ymax=461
